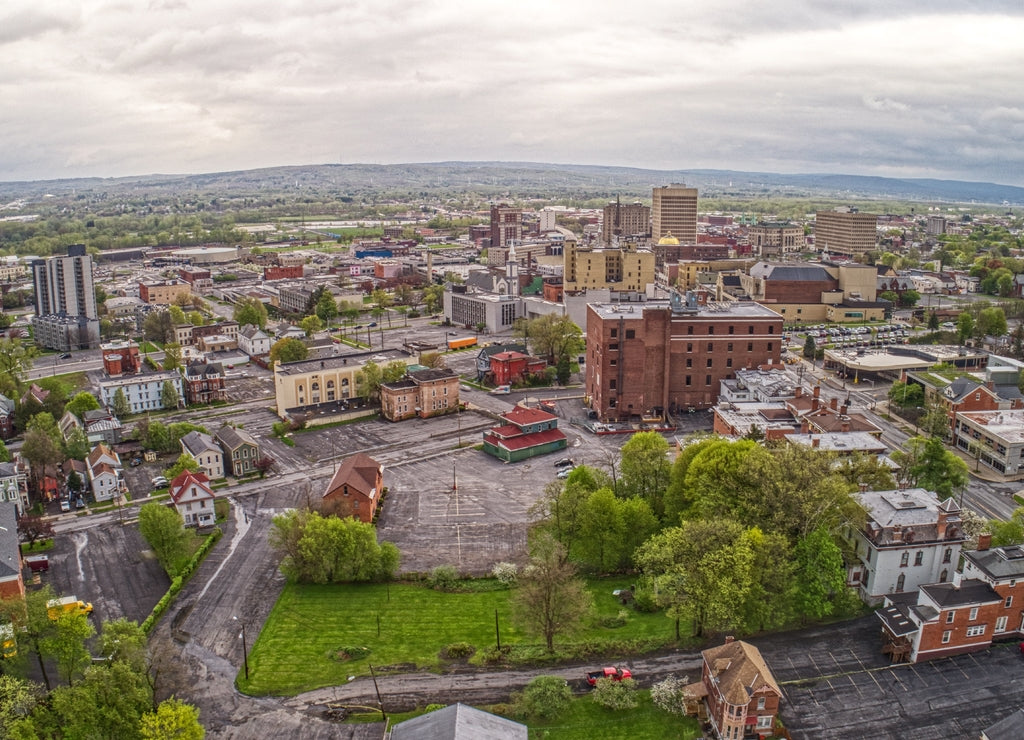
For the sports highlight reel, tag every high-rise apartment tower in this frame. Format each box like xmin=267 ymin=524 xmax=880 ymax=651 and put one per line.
xmin=652 ymin=185 xmax=698 ymax=244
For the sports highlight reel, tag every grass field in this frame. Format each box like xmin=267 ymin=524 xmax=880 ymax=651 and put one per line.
xmin=242 ymin=576 xmax=684 ymax=696
xmin=523 ymin=693 xmax=701 ymax=739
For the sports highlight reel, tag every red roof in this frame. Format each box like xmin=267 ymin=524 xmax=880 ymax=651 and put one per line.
xmin=488 ymin=424 xmax=522 ymax=439
xmin=487 ymin=427 xmax=566 ymax=452
xmin=169 ymin=470 xmax=214 ymax=504
xmin=502 ymin=406 xmax=557 ymax=425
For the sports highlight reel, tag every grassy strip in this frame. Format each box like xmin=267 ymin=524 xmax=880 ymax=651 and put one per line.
xmin=520 ymin=692 xmax=700 ymax=739
xmin=241 ymin=576 xmax=684 ymax=696
xmin=141 ymin=528 xmax=223 ymax=634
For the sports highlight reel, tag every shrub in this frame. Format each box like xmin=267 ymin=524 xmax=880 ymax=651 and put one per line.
xmin=491 ymin=561 xmax=518 ymax=586
xmin=423 ymin=703 xmax=444 ymax=713
xmin=592 ymin=677 xmax=639 ymax=710
xmin=631 ymin=588 xmax=659 ymax=613
xmin=514 ymin=675 xmax=572 ymax=719
xmin=599 ymin=609 xmax=630 ymax=629
xmin=428 ymin=564 xmax=461 ymax=591
xmin=442 ymin=642 xmax=475 ymax=659
xmin=651 ymin=675 xmax=692 ymax=716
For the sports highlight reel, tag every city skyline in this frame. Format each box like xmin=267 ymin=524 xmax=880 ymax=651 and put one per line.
xmin=3 ymin=1 xmax=1024 ymax=186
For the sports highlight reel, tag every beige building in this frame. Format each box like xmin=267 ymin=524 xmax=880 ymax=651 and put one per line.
xmin=814 ymin=210 xmax=878 ymax=257
xmin=274 ymin=351 xmax=416 ymax=419
xmin=652 ymin=185 xmax=698 ymax=243
xmin=563 ymin=240 xmax=655 ymax=292
xmin=601 ymin=200 xmax=650 ymax=245
xmin=380 ymin=368 xmax=460 ymax=421
xmin=748 ymin=222 xmax=804 ymax=255
xmin=139 ymin=280 xmax=191 ymax=305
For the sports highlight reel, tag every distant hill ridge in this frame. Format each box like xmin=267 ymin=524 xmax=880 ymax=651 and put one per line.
xmin=2 ymin=161 xmax=1023 ymax=205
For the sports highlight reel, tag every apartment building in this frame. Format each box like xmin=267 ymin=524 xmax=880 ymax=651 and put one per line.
xmin=490 ymin=204 xmax=523 ymax=248
xmin=651 ymin=185 xmax=698 ymax=243
xmin=31 ymin=244 xmax=100 ymax=350
xmin=562 ymin=239 xmax=655 ymax=293
xmin=139 ymin=280 xmax=191 ymax=305
xmin=99 ymin=371 xmax=185 ymax=414
xmin=814 ymin=209 xmax=878 ymax=257
xmin=601 ymin=200 xmax=650 ymax=245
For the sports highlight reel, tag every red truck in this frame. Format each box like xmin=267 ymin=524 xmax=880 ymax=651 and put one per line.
xmin=24 ymin=555 xmax=49 ymax=573
xmin=586 ymin=667 xmax=632 ymax=686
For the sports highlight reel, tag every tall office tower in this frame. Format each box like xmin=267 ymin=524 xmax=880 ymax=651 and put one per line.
xmin=490 ymin=204 xmax=523 ymax=249
xmin=601 ymin=198 xmax=651 ymax=245
xmin=651 ymin=185 xmax=698 ymax=244
xmin=814 ymin=209 xmax=878 ymax=257
xmin=31 ymin=244 xmax=100 ymax=350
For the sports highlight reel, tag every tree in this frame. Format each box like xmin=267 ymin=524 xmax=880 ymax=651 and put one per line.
xmin=64 ymin=391 xmax=101 ymax=420
xmin=801 ymin=335 xmax=816 ymax=359
xmin=515 ymin=675 xmax=572 ymax=719
xmin=139 ymin=698 xmax=205 ymax=740
xmin=0 ymin=584 xmax=59 ymax=690
xmin=18 ymin=515 xmax=54 ymax=547
xmin=888 ymin=380 xmax=923 ymax=408
xmin=918 ymin=403 xmax=951 ymax=438
xmin=269 ymin=510 xmax=399 ymax=584
xmin=956 ymin=312 xmax=975 ymax=345
xmin=636 ymin=518 xmax=754 ymax=638
xmin=160 ymin=380 xmax=180 ymax=410
xmin=514 ymin=314 xmax=584 ymax=367
xmin=63 ymin=427 xmax=90 ymax=461
xmin=618 ymin=431 xmax=672 ymax=517
xmin=299 ymin=314 xmax=323 ymax=336
xmin=419 ymin=351 xmax=445 ymax=369
xmin=899 ymin=289 xmax=921 ymax=307
xmin=168 ymin=305 xmax=187 ymax=326
xmin=138 ymin=503 xmax=191 ymax=576
xmin=909 ymin=435 xmax=969 ymax=497
xmin=187 ymin=310 xmax=205 ymax=327
xmin=164 ymin=452 xmax=200 ymax=482
xmin=355 ymin=361 xmax=384 ymax=401
xmin=0 ymin=337 xmax=39 ymax=397
xmin=162 ymin=343 xmax=182 ymax=372
xmin=976 ymin=306 xmax=1008 ymax=338
xmin=21 ymin=413 xmax=64 ymax=505
xmin=233 ymin=296 xmax=268 ymax=330
xmin=42 ymin=611 xmax=95 ymax=686
xmin=422 ymin=284 xmax=444 ymax=315
xmin=989 ymin=507 xmax=1024 ymax=547
xmin=792 ymin=527 xmax=848 ymax=621
xmin=511 ymin=532 xmax=592 ymax=651
xmin=0 ymin=675 xmax=38 ymax=736
xmin=577 ymin=487 xmax=625 ymax=572
xmin=592 ymin=677 xmax=639 ymax=710
xmin=927 ymin=311 xmax=940 ymax=331
xmin=315 ymin=289 xmax=338 ymax=325
xmin=254 ymin=455 xmax=276 ymax=479
xmin=112 ymin=387 xmax=131 ymax=417
xmin=0 ymin=439 xmax=8 ymax=464
xmin=143 ymin=310 xmax=175 ymax=344
xmin=269 ymin=337 xmax=308 ymax=366
xmin=47 ymin=659 xmax=153 ymax=739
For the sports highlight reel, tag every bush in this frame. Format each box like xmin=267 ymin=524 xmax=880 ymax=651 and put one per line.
xmin=631 ymin=588 xmax=659 ymax=613
xmin=651 ymin=676 xmax=691 ymax=716
xmin=515 ymin=675 xmax=572 ymax=719
xmin=491 ymin=561 xmax=518 ymax=586
xmin=592 ymin=677 xmax=639 ymax=710
xmin=442 ymin=642 xmax=475 ymax=659
xmin=428 ymin=564 xmax=461 ymax=591
xmin=599 ymin=609 xmax=630 ymax=629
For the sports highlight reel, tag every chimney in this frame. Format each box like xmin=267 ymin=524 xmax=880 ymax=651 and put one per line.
xmin=794 ymin=386 xmax=803 ymax=398
xmin=811 ymin=438 xmax=820 ymax=448
xmin=830 ymin=397 xmax=838 ymax=411
xmin=840 ymin=402 xmax=849 ymax=415
xmin=858 ymin=482 xmax=868 ymax=493
xmin=937 ymin=510 xmax=948 ymax=540
xmin=977 ymin=533 xmax=992 ymax=551
xmin=841 ymin=420 xmax=851 ymax=433
xmin=812 ymin=398 xmax=820 ymax=411
xmin=724 ymin=635 xmax=735 ymax=644
xmin=813 ymin=385 xmax=820 ymax=399
xmin=800 ymin=419 xmax=809 ymax=434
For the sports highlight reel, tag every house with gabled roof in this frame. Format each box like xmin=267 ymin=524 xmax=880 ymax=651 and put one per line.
xmin=168 ymin=470 xmax=216 ymax=527
xmin=322 ymin=452 xmax=382 ymax=523
xmin=0 ymin=502 xmax=24 ymax=600
xmin=86 ymin=443 xmax=124 ymax=502
xmin=180 ymin=430 xmax=224 ymax=480
xmin=482 ymin=406 xmax=567 ymax=462
xmin=0 ymin=394 xmax=14 ymax=439
xmin=214 ymin=425 xmax=261 ymax=477
xmin=694 ymin=637 xmax=781 ymax=739
xmin=390 ymin=702 xmax=527 ymax=740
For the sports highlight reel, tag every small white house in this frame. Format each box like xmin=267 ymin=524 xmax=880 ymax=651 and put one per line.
xmin=237 ymin=324 xmax=272 ymax=358
xmin=168 ymin=470 xmax=216 ymax=527
xmin=179 ymin=430 xmax=224 ymax=480
xmin=86 ymin=443 xmax=124 ymax=503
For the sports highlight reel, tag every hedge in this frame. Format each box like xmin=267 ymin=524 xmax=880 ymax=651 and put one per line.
xmin=141 ymin=527 xmax=223 ymax=634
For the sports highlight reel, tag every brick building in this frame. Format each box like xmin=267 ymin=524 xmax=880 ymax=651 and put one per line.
xmin=489 ymin=351 xmax=547 ymax=387
xmin=600 ymin=200 xmax=650 ymax=245
xmin=693 ymin=637 xmax=781 ymax=739
xmin=380 ymin=368 xmax=460 ymax=422
xmin=322 ymin=452 xmax=383 ymax=523
xmin=101 ymin=340 xmax=141 ymax=376
xmin=181 ymin=360 xmax=226 ymax=405
xmin=263 ymin=265 xmax=304 ymax=281
xmin=139 ymin=280 xmax=191 ymax=305
xmin=490 ymin=204 xmax=522 ymax=249
xmin=585 ymin=290 xmax=783 ymax=421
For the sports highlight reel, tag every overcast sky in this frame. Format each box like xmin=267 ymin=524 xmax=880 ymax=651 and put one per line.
xmin=3 ymin=1 xmax=1024 ymax=185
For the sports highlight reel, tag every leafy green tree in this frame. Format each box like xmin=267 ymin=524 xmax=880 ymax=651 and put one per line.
xmin=160 ymin=380 xmax=180 ymax=410
xmin=187 ymin=310 xmax=205 ymax=327
xmin=878 ymin=290 xmax=899 ymax=304
xmin=143 ymin=310 xmax=175 ymax=344
xmin=514 ymin=314 xmax=584 ymax=367
xmin=888 ymin=380 xmax=923 ymax=408
xmin=0 ymin=439 xmax=10 ymax=463
xmin=21 ymin=413 xmax=64 ymax=505
xmin=515 ymin=675 xmax=572 ymax=719
xmin=899 ymin=289 xmax=921 ymax=307
xmin=927 ymin=312 xmax=940 ymax=331
xmin=269 ymin=337 xmax=308 ymax=366
xmin=802 ymin=334 xmax=817 ymax=359
xmin=792 ymin=527 xmax=848 ymax=620
xmin=64 ymin=391 xmax=101 ymax=419
xmin=138 ymin=503 xmax=191 ymax=576
xmin=355 ymin=361 xmax=383 ymax=401
xmin=42 ymin=611 xmax=95 ymax=686
xmin=511 ymin=532 xmax=592 ymax=651
xmin=422 ymin=284 xmax=444 ymax=314
xmin=989 ymin=507 xmax=1024 ymax=547
xmin=164 ymin=452 xmax=201 ymax=482
xmin=142 ymin=420 xmax=170 ymax=452
xmin=299 ymin=314 xmax=323 ymax=336
xmin=741 ymin=527 xmax=795 ymax=632
xmin=529 ymin=478 xmax=595 ymax=563
xmin=63 ymin=427 xmax=90 ymax=461
xmin=0 ymin=675 xmax=38 ymax=737
xmin=663 ymin=435 xmax=720 ymax=522
xmin=0 ymin=585 xmax=59 ymax=690
xmin=636 ymin=518 xmax=754 ymax=638
xmin=976 ymin=306 xmax=1008 ymax=338
xmin=618 ymin=431 xmax=672 ymax=517
xmin=315 ymin=289 xmax=339 ymax=325
xmin=269 ymin=510 xmax=399 ymax=584
xmin=834 ymin=452 xmax=896 ymax=492
xmin=161 ymin=343 xmax=182 ymax=372
xmin=0 ymin=337 xmax=39 ymax=397
xmin=577 ymin=487 xmax=625 ymax=572
xmin=911 ymin=435 xmax=968 ymax=497
xmin=47 ymin=659 xmax=153 ymax=739
xmin=233 ymin=296 xmax=269 ymax=330
xmin=168 ymin=305 xmax=187 ymax=326
xmin=112 ymin=387 xmax=131 ymax=417
xmin=139 ymin=698 xmax=205 ymax=740
xmin=956 ymin=312 xmax=975 ymax=344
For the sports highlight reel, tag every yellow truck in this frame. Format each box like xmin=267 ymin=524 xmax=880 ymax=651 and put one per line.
xmin=47 ymin=596 xmax=93 ymax=621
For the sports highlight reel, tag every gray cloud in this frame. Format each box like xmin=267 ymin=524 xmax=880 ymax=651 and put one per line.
xmin=2 ymin=1 xmax=1024 ymax=185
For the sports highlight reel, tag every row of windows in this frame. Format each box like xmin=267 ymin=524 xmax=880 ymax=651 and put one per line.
xmin=685 ymin=342 xmax=774 ymax=353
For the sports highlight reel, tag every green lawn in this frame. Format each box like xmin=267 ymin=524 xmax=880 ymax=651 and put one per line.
xmin=243 ymin=577 xmax=683 ymax=696
xmin=524 ymin=693 xmax=701 ymax=739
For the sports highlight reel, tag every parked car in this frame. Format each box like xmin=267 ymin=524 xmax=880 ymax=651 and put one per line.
xmin=151 ymin=476 xmax=168 ymax=489
xmin=59 ymin=499 xmax=71 ymax=513
xmin=553 ymin=458 xmax=575 ymax=468
xmin=556 ymin=467 xmax=574 ymax=479
xmin=129 ymin=457 xmax=143 ymax=467
xmin=586 ymin=667 xmax=632 ymax=686
xmin=59 ymin=352 xmax=72 ymax=359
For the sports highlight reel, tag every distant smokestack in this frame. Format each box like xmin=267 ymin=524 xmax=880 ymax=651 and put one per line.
xmin=977 ymin=533 xmax=992 ymax=552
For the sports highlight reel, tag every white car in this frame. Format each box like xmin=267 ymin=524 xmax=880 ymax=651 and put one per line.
xmin=151 ymin=476 xmax=168 ymax=488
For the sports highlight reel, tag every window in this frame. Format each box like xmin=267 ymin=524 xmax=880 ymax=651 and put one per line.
xmin=757 ymin=715 xmax=773 ymax=729
xmin=708 ymin=326 xmax=714 ymax=335
xmin=729 ymin=325 xmax=735 ymax=335
xmin=941 ymin=630 xmax=952 ymax=644
xmin=686 ymin=358 xmax=692 ymax=368
xmin=996 ymin=616 xmax=1008 ymax=632
xmin=896 ymin=573 xmax=905 ymax=591
xmin=625 ymin=329 xmax=635 ymax=339
xmin=748 ymin=326 xmax=754 ymax=334
xmin=943 ymin=548 xmax=952 ymax=563
xmin=767 ymin=342 xmax=773 ymax=352
xmin=610 ymin=329 xmax=617 ymax=338
xmin=726 ymin=358 xmax=733 ymax=368
xmin=946 ymin=610 xmax=955 ymax=624
xmin=1006 ymin=596 xmax=1014 ymax=609
xmin=727 ymin=342 xmax=733 ymax=352
xmin=685 ymin=375 xmax=691 ymax=386
xmin=969 ymin=607 xmax=979 ymax=621
xmin=940 ymin=569 xmax=948 ymax=582
xmin=706 ymin=359 xmax=713 ymax=368
xmin=966 ymin=625 xmax=986 ymax=637
xmin=687 ymin=326 xmax=693 ymax=335
xmin=687 ymin=343 xmax=693 ymax=352
xmin=609 ymin=380 xmax=616 ymax=390
xmin=914 ymin=552 xmax=924 ymax=566
xmin=768 ymin=326 xmax=775 ymax=333
xmin=706 ymin=375 xmax=712 ymax=386
xmin=900 ymin=552 xmax=909 ymax=567
xmin=707 ymin=343 xmax=713 ymax=352
xmin=747 ymin=342 xmax=753 ymax=351
xmin=757 ymin=697 xmax=766 ymax=710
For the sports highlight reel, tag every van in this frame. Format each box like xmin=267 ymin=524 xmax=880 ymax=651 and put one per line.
xmin=47 ymin=596 xmax=93 ymax=621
